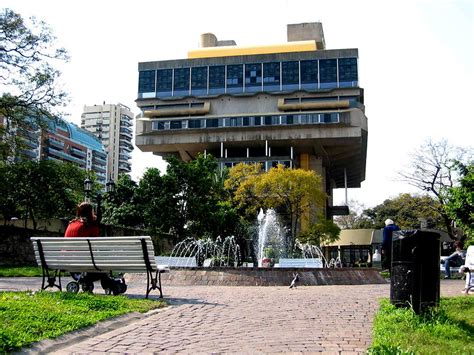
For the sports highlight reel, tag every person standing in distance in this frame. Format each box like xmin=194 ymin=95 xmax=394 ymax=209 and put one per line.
xmin=381 ymin=219 xmax=400 ymax=272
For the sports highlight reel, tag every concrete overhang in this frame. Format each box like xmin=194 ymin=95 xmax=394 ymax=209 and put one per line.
xmin=142 ymin=102 xmax=210 ymax=118
xmin=278 ymin=99 xmax=350 ymax=111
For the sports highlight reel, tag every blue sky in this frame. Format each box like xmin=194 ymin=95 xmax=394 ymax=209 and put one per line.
xmin=3 ymin=0 xmax=473 ymax=207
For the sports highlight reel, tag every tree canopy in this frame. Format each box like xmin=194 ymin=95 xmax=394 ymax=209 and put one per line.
xmin=0 ymin=160 xmax=86 ymax=229
xmin=398 ymin=139 xmax=472 ymax=237
xmin=225 ymin=163 xmax=331 ymax=251
xmin=335 ymin=194 xmax=448 ymax=231
xmin=444 ymin=162 xmax=474 ymax=245
xmin=1 ymin=8 xmax=68 ymax=161
xmin=102 ymin=155 xmax=239 ymax=242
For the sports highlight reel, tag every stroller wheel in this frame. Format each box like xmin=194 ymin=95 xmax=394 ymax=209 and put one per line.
xmin=82 ymin=282 xmax=94 ymax=293
xmin=66 ymin=281 xmax=80 ymax=294
xmin=112 ymin=282 xmax=127 ymax=296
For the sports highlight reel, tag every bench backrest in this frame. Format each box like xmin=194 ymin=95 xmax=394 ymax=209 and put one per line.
xmin=279 ymin=258 xmax=323 ymax=268
xmin=466 ymin=246 xmax=474 ymax=267
xmin=31 ymin=236 xmax=157 ymax=273
xmin=156 ymin=256 xmax=197 ymax=267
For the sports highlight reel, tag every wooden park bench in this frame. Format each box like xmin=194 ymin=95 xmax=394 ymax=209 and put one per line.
xmin=31 ymin=236 xmax=169 ymax=298
xmin=278 ymin=258 xmax=323 ymax=268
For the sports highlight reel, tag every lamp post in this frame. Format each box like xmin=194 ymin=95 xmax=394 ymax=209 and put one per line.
xmin=106 ymin=178 xmax=115 ymax=193
xmin=83 ymin=176 xmax=115 ymax=233
xmin=83 ymin=177 xmax=93 ymax=203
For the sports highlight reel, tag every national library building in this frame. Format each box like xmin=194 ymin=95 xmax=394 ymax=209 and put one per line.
xmin=135 ymin=22 xmax=368 ymax=216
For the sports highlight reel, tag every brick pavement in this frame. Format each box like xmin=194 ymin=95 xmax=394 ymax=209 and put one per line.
xmin=0 ymin=277 xmax=468 ymax=354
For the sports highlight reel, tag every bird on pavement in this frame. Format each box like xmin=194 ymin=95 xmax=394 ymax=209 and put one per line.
xmin=289 ymin=273 xmax=299 ymax=289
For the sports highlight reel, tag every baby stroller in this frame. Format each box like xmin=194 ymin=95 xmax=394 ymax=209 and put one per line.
xmin=66 ymin=272 xmax=127 ymax=295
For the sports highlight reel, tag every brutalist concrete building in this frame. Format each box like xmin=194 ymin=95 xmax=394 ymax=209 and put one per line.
xmin=135 ymin=22 xmax=367 ymax=215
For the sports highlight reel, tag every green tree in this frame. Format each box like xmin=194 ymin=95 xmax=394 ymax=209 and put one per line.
xmin=224 ymin=162 xmax=263 ymax=220
xmin=0 ymin=160 xmax=86 ymax=229
xmin=1 ymin=9 xmax=69 ymax=161
xmin=298 ymin=216 xmax=341 ymax=246
xmin=104 ymin=155 xmax=238 ymax=243
xmin=164 ymin=154 xmax=236 ymax=241
xmin=360 ymin=193 xmax=444 ymax=230
xmin=227 ymin=164 xmax=329 ymax=252
xmin=444 ymin=162 xmax=474 ymax=245
xmin=102 ymin=174 xmax=142 ymax=228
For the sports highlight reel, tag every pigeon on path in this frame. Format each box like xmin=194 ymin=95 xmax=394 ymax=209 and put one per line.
xmin=289 ymin=273 xmax=299 ymax=289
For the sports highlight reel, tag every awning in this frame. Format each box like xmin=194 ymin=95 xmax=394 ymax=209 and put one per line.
xmin=323 ymin=229 xmax=374 ymax=247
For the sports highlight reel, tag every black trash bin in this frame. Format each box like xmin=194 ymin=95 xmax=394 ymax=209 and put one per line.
xmin=390 ymin=230 xmax=440 ymax=314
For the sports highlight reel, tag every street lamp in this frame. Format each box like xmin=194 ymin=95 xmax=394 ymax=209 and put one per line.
xmin=105 ymin=178 xmax=115 ymax=193
xmin=83 ymin=177 xmax=93 ymax=202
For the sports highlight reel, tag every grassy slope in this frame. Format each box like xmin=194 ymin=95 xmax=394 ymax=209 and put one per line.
xmin=0 ymin=266 xmax=42 ymax=277
xmin=369 ymin=297 xmax=474 ymax=354
xmin=0 ymin=291 xmax=166 ymax=352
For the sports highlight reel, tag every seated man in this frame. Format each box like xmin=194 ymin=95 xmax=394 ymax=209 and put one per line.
xmin=444 ymin=241 xmax=466 ymax=279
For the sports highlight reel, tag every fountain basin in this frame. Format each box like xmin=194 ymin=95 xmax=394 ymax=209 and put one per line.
xmin=154 ymin=267 xmax=387 ymax=286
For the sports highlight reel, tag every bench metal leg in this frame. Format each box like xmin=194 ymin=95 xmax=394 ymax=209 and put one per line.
xmin=41 ymin=267 xmax=62 ymax=291
xmin=145 ymin=269 xmax=163 ymax=299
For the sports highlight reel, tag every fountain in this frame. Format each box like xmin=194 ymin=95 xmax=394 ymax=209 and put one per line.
xmin=256 ymin=209 xmax=287 ymax=266
xmin=255 ymin=208 xmax=327 ymax=268
xmin=166 ymin=236 xmax=241 ymax=267
xmin=155 ymin=209 xmax=386 ymax=286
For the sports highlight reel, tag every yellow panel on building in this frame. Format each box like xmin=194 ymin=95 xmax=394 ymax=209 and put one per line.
xmin=188 ymin=40 xmax=317 ymax=59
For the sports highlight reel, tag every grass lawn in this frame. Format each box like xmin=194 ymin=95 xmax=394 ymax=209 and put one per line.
xmin=368 ymin=297 xmax=474 ymax=354
xmin=0 ymin=265 xmax=42 ymax=277
xmin=0 ymin=291 xmax=166 ymax=352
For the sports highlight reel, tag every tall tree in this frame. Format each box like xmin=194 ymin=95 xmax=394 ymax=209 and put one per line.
xmin=1 ymin=9 xmax=68 ymax=160
xmin=164 ymin=154 xmax=235 ymax=241
xmin=104 ymin=155 xmax=239 ymax=242
xmin=227 ymin=163 xmax=328 ymax=252
xmin=444 ymin=162 xmax=474 ymax=245
xmin=224 ymin=162 xmax=264 ymax=220
xmin=399 ymin=139 xmax=472 ymax=238
xmin=0 ymin=160 xmax=86 ymax=229
xmin=360 ymin=193 xmax=445 ymax=230
xmin=101 ymin=174 xmax=142 ymax=229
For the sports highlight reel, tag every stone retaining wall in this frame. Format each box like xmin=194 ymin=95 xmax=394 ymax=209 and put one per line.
xmin=159 ymin=267 xmax=387 ymax=286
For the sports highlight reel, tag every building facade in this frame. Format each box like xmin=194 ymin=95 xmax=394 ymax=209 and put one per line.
xmin=135 ymin=22 xmax=367 ymax=216
xmin=0 ymin=115 xmax=108 ymax=183
xmin=81 ymin=103 xmax=134 ymax=181
xmin=45 ymin=118 xmax=108 ymax=184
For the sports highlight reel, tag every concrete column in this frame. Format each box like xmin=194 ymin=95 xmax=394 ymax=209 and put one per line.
xmin=344 ymin=168 xmax=348 ymax=205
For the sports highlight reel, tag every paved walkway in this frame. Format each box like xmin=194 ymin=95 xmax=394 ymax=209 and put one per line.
xmin=0 ymin=277 xmax=467 ymax=354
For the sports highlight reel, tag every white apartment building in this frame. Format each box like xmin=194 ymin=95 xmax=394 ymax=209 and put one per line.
xmin=81 ymin=103 xmax=134 ymax=181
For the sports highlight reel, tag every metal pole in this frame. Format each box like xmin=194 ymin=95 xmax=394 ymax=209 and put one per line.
xmin=344 ymin=168 xmax=348 ymax=205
